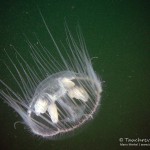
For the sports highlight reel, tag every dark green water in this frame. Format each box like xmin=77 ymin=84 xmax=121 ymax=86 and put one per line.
xmin=0 ymin=1 xmax=150 ymax=150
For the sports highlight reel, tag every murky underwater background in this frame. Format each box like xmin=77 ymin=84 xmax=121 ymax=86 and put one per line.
xmin=0 ymin=0 xmax=150 ymax=150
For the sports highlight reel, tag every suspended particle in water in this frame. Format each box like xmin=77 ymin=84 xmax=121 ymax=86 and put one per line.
xmin=0 ymin=14 xmax=102 ymax=139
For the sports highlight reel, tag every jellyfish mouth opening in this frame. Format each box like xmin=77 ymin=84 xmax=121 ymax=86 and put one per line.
xmin=25 ymin=71 xmax=100 ymax=137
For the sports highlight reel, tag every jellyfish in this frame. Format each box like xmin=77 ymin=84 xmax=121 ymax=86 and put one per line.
xmin=0 ymin=14 xmax=102 ymax=139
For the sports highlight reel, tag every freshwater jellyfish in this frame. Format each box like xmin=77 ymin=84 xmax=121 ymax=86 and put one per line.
xmin=0 ymin=15 xmax=102 ymax=139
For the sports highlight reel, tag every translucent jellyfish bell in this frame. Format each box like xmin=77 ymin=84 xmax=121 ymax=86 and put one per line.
xmin=0 ymin=15 xmax=102 ymax=139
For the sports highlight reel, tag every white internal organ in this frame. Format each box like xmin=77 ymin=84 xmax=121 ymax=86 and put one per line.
xmin=47 ymin=78 xmax=75 ymax=102
xmin=34 ymin=98 xmax=49 ymax=116
xmin=47 ymin=103 xmax=58 ymax=123
xmin=68 ymin=86 xmax=89 ymax=102
xmin=60 ymin=77 xmax=75 ymax=89
xmin=34 ymin=98 xmax=59 ymax=123
xmin=61 ymin=78 xmax=89 ymax=102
